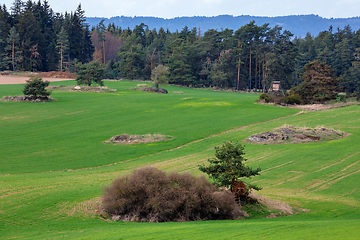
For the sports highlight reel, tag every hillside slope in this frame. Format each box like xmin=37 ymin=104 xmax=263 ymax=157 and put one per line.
xmin=0 ymin=81 xmax=359 ymax=239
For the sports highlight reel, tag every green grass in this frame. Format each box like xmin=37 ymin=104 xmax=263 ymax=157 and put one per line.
xmin=0 ymin=81 xmax=296 ymax=173
xmin=1 ymin=80 xmax=359 ymax=239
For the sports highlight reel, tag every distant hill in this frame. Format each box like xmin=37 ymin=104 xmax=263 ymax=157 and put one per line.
xmin=86 ymin=14 xmax=360 ymax=38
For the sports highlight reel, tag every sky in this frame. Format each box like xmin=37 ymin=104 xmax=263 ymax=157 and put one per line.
xmin=2 ymin=0 xmax=360 ymax=19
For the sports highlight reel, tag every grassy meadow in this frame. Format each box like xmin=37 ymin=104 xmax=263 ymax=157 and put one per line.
xmin=0 ymin=80 xmax=359 ymax=239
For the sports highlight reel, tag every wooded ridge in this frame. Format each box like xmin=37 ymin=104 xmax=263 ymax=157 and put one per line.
xmin=86 ymin=14 xmax=360 ymax=38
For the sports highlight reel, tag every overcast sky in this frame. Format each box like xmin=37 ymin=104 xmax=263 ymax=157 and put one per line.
xmin=2 ymin=0 xmax=360 ymax=19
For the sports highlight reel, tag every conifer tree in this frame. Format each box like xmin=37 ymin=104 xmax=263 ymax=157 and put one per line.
xmin=23 ymin=75 xmax=51 ymax=99
xmin=297 ymin=60 xmax=340 ymax=103
xmin=5 ymin=26 xmax=21 ymax=71
xmin=76 ymin=61 xmax=105 ymax=86
xmin=56 ymin=26 xmax=69 ymax=71
xmin=199 ymin=141 xmax=261 ymax=193
xmin=97 ymin=19 xmax=106 ymax=63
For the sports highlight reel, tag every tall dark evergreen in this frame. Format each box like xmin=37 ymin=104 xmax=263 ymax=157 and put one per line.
xmin=68 ymin=4 xmax=86 ymax=62
xmin=117 ymin=33 xmax=145 ymax=80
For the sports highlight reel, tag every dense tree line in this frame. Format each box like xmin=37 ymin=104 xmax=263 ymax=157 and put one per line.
xmin=295 ymin=26 xmax=360 ymax=93
xmin=0 ymin=0 xmax=93 ymax=72
xmin=94 ymin=21 xmax=297 ymax=91
xmin=2 ymin=1 xmax=360 ymax=93
xmin=95 ymin=21 xmax=360 ymax=93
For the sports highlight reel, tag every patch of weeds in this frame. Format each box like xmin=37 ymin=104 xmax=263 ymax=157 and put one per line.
xmin=241 ymin=202 xmax=272 ymax=219
xmin=47 ymin=85 xmax=116 ymax=93
xmin=130 ymin=87 xmax=168 ymax=94
xmin=104 ymin=133 xmax=173 ymax=144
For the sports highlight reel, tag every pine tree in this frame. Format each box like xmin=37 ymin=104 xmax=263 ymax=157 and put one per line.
xmin=97 ymin=19 xmax=106 ymax=63
xmin=56 ymin=26 xmax=69 ymax=71
xmin=16 ymin=3 xmax=44 ymax=71
xmin=199 ymin=141 xmax=261 ymax=192
xmin=5 ymin=26 xmax=21 ymax=71
xmin=0 ymin=28 xmax=6 ymax=70
xmin=23 ymin=75 xmax=51 ymax=99
xmin=297 ymin=60 xmax=340 ymax=103
xmin=117 ymin=33 xmax=145 ymax=79
xmin=76 ymin=61 xmax=105 ymax=86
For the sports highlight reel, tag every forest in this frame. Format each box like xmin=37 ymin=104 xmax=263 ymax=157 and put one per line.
xmin=1 ymin=0 xmax=360 ymax=93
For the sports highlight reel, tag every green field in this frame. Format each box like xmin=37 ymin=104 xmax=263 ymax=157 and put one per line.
xmin=1 ymin=80 xmax=359 ymax=239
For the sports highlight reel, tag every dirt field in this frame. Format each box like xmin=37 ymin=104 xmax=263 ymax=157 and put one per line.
xmin=0 ymin=73 xmax=75 ymax=85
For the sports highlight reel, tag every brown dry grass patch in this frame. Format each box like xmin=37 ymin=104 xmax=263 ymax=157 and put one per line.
xmin=246 ymin=125 xmax=348 ymax=145
xmin=104 ymin=134 xmax=173 ymax=144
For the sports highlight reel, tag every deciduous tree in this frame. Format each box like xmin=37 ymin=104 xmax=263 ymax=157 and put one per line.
xmin=151 ymin=64 xmax=169 ymax=89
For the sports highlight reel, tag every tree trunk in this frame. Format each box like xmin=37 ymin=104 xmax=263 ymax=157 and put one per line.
xmin=255 ymin=45 xmax=258 ymax=91
xmin=103 ymin=39 xmax=106 ymax=64
xmin=237 ymin=43 xmax=242 ymax=91
xmin=249 ymin=45 xmax=252 ymax=90
xmin=12 ymin=42 xmax=15 ymax=71
xmin=60 ymin=42 xmax=63 ymax=71
xmin=263 ymin=53 xmax=267 ymax=93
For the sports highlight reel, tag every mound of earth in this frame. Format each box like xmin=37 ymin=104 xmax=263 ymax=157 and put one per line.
xmin=39 ymin=71 xmax=76 ymax=79
xmin=47 ymin=85 xmax=116 ymax=93
xmin=1 ymin=95 xmax=54 ymax=102
xmin=246 ymin=126 xmax=347 ymax=144
xmin=248 ymin=193 xmax=308 ymax=218
xmin=131 ymin=86 xmax=168 ymax=93
xmin=104 ymin=134 xmax=172 ymax=144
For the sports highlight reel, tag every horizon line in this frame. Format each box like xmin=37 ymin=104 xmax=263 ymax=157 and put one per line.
xmin=86 ymin=14 xmax=360 ymax=20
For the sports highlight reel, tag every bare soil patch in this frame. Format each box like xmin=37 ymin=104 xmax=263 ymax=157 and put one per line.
xmin=246 ymin=125 xmax=348 ymax=144
xmin=0 ymin=72 xmax=75 ymax=84
xmin=104 ymin=134 xmax=173 ymax=144
xmin=257 ymin=101 xmax=360 ymax=111
xmin=39 ymin=71 xmax=76 ymax=79
xmin=47 ymin=85 xmax=116 ymax=93
xmin=289 ymin=102 xmax=360 ymax=111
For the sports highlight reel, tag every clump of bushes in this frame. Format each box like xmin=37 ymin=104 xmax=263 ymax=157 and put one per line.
xmin=259 ymin=90 xmax=301 ymax=105
xmin=281 ymin=93 xmax=302 ymax=105
xmin=131 ymin=86 xmax=168 ymax=93
xmin=259 ymin=92 xmax=283 ymax=104
xmin=102 ymin=167 xmax=243 ymax=222
xmin=259 ymin=93 xmax=272 ymax=103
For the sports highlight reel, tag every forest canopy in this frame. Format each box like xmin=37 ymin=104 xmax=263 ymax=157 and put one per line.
xmin=1 ymin=1 xmax=360 ymax=93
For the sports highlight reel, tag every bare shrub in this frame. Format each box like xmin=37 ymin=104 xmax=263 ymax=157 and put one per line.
xmin=102 ymin=167 xmax=243 ymax=222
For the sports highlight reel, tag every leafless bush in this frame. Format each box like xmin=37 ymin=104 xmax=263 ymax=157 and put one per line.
xmin=103 ymin=167 xmax=243 ymax=222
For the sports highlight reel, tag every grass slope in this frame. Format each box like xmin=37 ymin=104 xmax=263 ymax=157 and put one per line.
xmin=0 ymin=81 xmax=296 ymax=173
xmin=0 ymin=80 xmax=359 ymax=239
